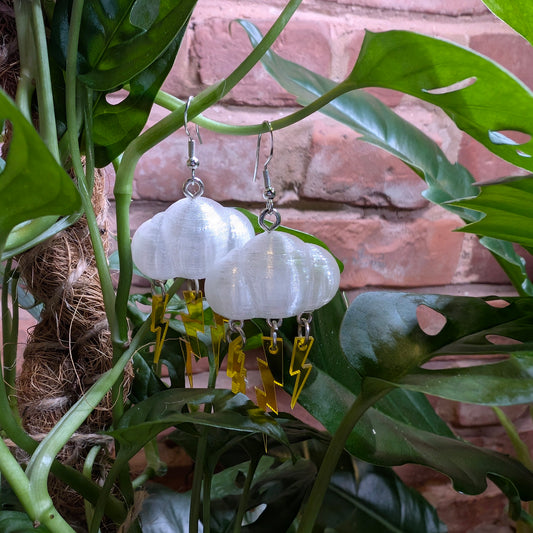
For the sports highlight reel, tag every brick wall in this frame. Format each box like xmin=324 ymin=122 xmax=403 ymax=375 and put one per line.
xmin=112 ymin=2 xmax=533 ymax=531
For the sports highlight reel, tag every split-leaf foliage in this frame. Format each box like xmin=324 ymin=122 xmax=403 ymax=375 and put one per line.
xmin=1 ymin=0 xmax=533 ymax=531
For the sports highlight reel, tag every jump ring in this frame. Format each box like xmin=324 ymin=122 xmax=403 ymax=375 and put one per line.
xmin=259 ymin=208 xmax=281 ymax=232
xmin=183 ymin=177 xmax=205 ymax=198
xmin=227 ymin=320 xmax=246 ymax=345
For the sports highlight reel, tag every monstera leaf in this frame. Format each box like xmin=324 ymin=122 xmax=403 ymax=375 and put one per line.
xmin=50 ymin=0 xmax=196 ymax=166
xmin=453 ymin=176 xmax=533 ymax=248
xmin=51 ymin=0 xmax=197 ymax=91
xmin=350 ymin=29 xmax=533 ymax=172
xmin=264 ymin=293 xmax=533 ymax=504
xmin=340 ymin=292 xmax=533 ymax=401
xmin=239 ymin=21 xmax=533 ymax=295
xmin=91 ymin=32 xmax=185 ymax=166
xmin=0 ymin=89 xmax=80 ymax=252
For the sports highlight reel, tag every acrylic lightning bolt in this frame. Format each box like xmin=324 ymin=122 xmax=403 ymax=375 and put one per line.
xmin=150 ymin=293 xmax=170 ymax=364
xmin=255 ymin=336 xmax=283 ymax=414
xmin=210 ymin=312 xmax=225 ymax=372
xmin=181 ymin=290 xmax=205 ymax=386
xmin=289 ymin=336 xmax=314 ymax=408
xmin=226 ymin=335 xmax=247 ymax=394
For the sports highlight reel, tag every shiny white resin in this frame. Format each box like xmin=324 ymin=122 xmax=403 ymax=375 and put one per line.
xmin=204 ymin=231 xmax=340 ymax=320
xmin=131 ymin=213 xmax=175 ymax=281
xmin=131 ymin=197 xmax=254 ymax=280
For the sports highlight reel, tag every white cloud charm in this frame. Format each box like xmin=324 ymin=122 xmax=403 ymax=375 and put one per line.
xmin=131 ymin=197 xmax=254 ymax=280
xmin=204 ymin=230 xmax=340 ymax=320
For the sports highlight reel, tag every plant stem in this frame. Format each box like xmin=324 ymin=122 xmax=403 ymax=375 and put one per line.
xmin=26 ymin=320 xmax=150 ymax=528
xmin=154 ymin=76 xmax=355 ymax=137
xmin=233 ymin=457 xmax=259 ymax=533
xmin=296 ymin=380 xmax=391 ymax=533
xmin=89 ymin=454 xmax=130 ymax=533
xmin=132 ymin=438 xmax=167 ymax=489
xmin=84 ymin=87 xmax=96 ymax=193
xmin=0 ymin=438 xmax=76 ymax=532
xmin=203 ymin=469 xmax=212 ymax=533
xmin=493 ymin=407 xmax=533 ymax=471
xmin=30 ymin=0 xmax=60 ymax=161
xmin=65 ymin=0 xmax=119 ymax=343
xmin=65 ymin=0 xmax=127 ymax=440
xmin=493 ymin=406 xmax=533 ymax=532
xmin=1 ymin=263 xmax=20 ymax=416
xmin=189 ymin=430 xmax=208 ymax=533
xmin=83 ymin=445 xmax=102 ymax=529
xmin=0 ymin=338 xmax=125 ymax=525
xmin=13 ymin=0 xmax=36 ymax=121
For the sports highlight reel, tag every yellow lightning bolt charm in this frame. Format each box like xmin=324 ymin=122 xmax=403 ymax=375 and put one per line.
xmin=181 ymin=290 xmax=205 ymax=387
xmin=210 ymin=312 xmax=225 ymax=372
xmin=227 ymin=335 xmax=247 ymax=394
xmin=255 ymin=336 xmax=283 ymax=414
xmin=150 ymin=293 xmax=170 ymax=364
xmin=289 ymin=336 xmax=314 ymax=408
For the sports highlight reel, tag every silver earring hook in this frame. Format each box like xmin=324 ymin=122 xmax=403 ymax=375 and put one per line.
xmin=183 ymin=96 xmax=204 ymax=199
xmin=253 ymin=121 xmax=273 ymax=188
xmin=184 ymin=96 xmax=202 ymax=144
xmin=254 ymin=121 xmax=281 ymax=232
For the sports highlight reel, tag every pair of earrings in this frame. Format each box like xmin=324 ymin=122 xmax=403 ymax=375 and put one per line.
xmin=131 ymin=98 xmax=340 ymax=412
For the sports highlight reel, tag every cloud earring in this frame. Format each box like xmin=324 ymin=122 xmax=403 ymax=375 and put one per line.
xmin=205 ymin=122 xmax=340 ymax=412
xmin=130 ymin=97 xmax=254 ymax=373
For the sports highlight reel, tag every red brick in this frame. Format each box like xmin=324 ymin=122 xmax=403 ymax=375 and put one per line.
xmin=189 ymin=19 xmax=333 ymax=106
xmin=133 ymin=105 xmax=312 ymax=203
xmin=424 ymin=481 xmax=512 ymax=533
xmin=453 ymin=233 xmax=520 ymax=285
xmin=434 ymin=399 xmax=527 ymax=429
xmin=281 ymin=210 xmax=464 ymax=289
xmin=304 ymin=122 xmax=427 ymax=209
xmin=160 ymin=31 xmax=200 ymax=98
xmin=469 ymin=33 xmax=533 ymax=91
xmin=322 ymin=0 xmax=487 ymax=15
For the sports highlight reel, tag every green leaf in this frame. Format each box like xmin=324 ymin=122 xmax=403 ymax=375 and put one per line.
xmin=340 ymin=292 xmax=533 ymax=383
xmin=91 ymin=26 xmax=186 ymax=166
xmin=207 ymin=457 xmax=278 ymax=532
xmin=394 ymin=353 xmax=533 ymax=406
xmin=2 ymin=213 xmax=81 ymax=261
xmin=109 ymin=388 xmax=288 ymax=458
xmin=0 ymin=511 xmax=51 ymax=533
xmin=453 ymin=176 xmax=533 ymax=247
xmin=0 ymin=89 xmax=81 ymax=249
xmin=350 ymin=30 xmax=533 ymax=172
xmin=139 ymin=484 xmax=197 ymax=533
xmin=275 ymin=293 xmax=453 ymax=437
xmin=51 ymin=0 xmax=197 ymax=91
xmin=239 ymin=21 xmax=533 ymax=295
xmin=211 ymin=459 xmax=312 ymax=532
xmin=236 ymin=207 xmax=344 ymax=272
xmin=320 ymin=462 xmax=446 ymax=533
xmin=481 ymin=0 xmax=533 ymax=45
xmin=480 ymin=236 xmax=533 ymax=296
xmin=278 ymin=292 xmax=533 ymax=498
xmin=298 ymin=363 xmax=533 ymax=498
xmin=294 ymin=438 xmax=445 ymax=533
xmin=129 ymin=352 xmax=168 ymax=403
